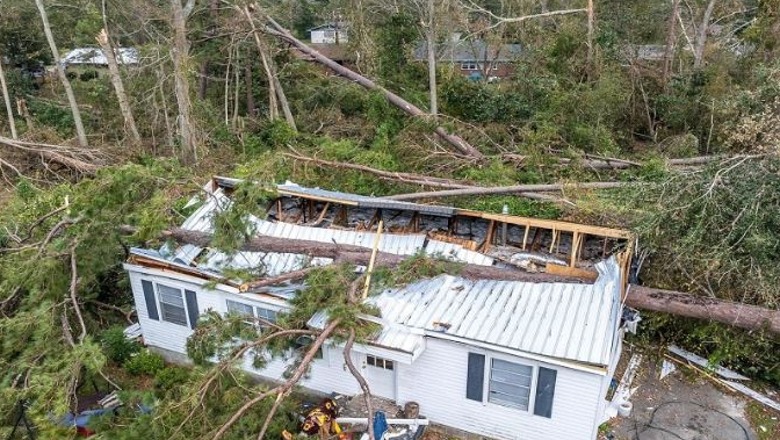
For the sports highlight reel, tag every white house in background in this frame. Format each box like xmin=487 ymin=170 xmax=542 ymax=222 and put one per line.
xmin=60 ymin=47 xmax=139 ymax=67
xmin=309 ymin=23 xmax=349 ymax=44
xmin=123 ymin=179 xmax=635 ymax=440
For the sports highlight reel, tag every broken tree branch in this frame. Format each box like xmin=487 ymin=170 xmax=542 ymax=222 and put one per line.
xmin=211 ymin=318 xmax=342 ymax=440
xmin=0 ymin=135 xmax=101 ymax=174
xmin=156 ymin=229 xmax=780 ymax=335
xmin=70 ymin=245 xmax=87 ymax=344
xmin=384 ymin=181 xmax=629 ymax=200
xmin=159 ymin=228 xmax=582 ymax=287
xmin=343 ymin=329 xmax=375 ymax=440
xmin=258 ymin=13 xmax=485 ymax=160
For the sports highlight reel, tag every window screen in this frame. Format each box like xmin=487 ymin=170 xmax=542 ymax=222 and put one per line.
xmin=256 ymin=307 xmax=278 ymax=324
xmin=158 ymin=284 xmax=188 ymax=326
xmin=226 ymin=300 xmax=254 ymax=317
xmin=488 ymin=358 xmax=532 ymax=410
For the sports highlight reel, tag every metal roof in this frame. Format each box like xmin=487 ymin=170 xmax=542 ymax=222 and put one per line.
xmin=366 ymin=257 xmax=622 ymax=366
xmin=139 ymin=187 xmax=492 ymax=283
xmin=61 ymin=47 xmax=139 ymax=65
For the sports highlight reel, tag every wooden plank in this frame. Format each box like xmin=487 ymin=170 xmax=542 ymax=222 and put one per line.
xmin=545 ymin=263 xmax=598 ymax=281
xmin=570 ymin=232 xmax=580 ymax=267
xmin=456 ymin=209 xmax=633 ymax=239
xmin=668 ymin=345 xmax=750 ymax=381
xmin=522 ymin=225 xmax=530 ymax=250
xmin=480 ymin=220 xmax=496 ymax=252
xmin=722 ymin=381 xmax=780 ymax=412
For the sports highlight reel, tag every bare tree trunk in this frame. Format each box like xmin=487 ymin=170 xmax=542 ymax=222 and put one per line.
xmin=197 ymin=0 xmax=220 ymax=100
xmin=586 ymin=0 xmax=594 ymax=72
xmin=96 ymin=29 xmax=141 ymax=144
xmin=245 ymin=63 xmax=255 ymax=117
xmin=157 ymin=228 xmax=780 ymax=335
xmin=426 ymin=0 xmax=437 ymax=116
xmin=693 ymin=0 xmax=717 ymax=69
xmin=170 ymin=0 xmax=197 ymax=162
xmin=262 ymin=15 xmax=485 ymax=159
xmin=663 ymin=0 xmax=681 ymax=85
xmin=0 ymin=54 xmax=17 ymax=139
xmin=35 ymin=0 xmax=89 ymax=147
xmin=240 ymin=6 xmax=296 ymax=130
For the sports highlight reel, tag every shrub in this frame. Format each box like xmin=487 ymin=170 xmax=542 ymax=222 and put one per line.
xmin=124 ymin=349 xmax=165 ymax=376
xmin=154 ymin=366 xmax=191 ymax=395
xmin=100 ymin=326 xmax=141 ymax=364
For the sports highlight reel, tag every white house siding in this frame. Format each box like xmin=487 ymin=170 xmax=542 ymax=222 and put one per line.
xmin=129 ymin=268 xmax=607 ymax=439
xmin=396 ymin=338 xmax=603 ymax=440
xmin=129 ymin=268 xmax=364 ymax=396
xmin=128 ymin=270 xmax=196 ymax=354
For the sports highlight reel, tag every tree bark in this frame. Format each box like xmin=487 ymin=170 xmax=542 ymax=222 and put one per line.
xmin=245 ymin=63 xmax=255 ymax=117
xmin=586 ymin=0 xmax=594 ymax=73
xmin=170 ymin=0 xmax=197 ymax=162
xmin=426 ymin=0 xmax=437 ymax=116
xmin=693 ymin=0 xmax=717 ymax=69
xmin=241 ymin=6 xmax=296 ymax=130
xmin=35 ymin=0 xmax=89 ymax=147
xmin=626 ymin=285 xmax=780 ymax=335
xmin=0 ymin=53 xmax=17 ymax=139
xmin=261 ymin=15 xmax=485 ymax=159
xmin=384 ymin=181 xmax=628 ymax=200
xmin=159 ymin=228 xmax=582 ymax=287
xmin=96 ymin=29 xmax=141 ymax=144
xmin=156 ymin=228 xmax=780 ymax=335
xmin=663 ymin=0 xmax=681 ymax=85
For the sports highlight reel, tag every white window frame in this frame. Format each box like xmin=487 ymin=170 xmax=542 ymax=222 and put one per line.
xmin=473 ymin=354 xmax=548 ymax=415
xmin=324 ymin=30 xmax=335 ymax=38
xmin=224 ymin=298 xmax=281 ymax=328
xmin=460 ymin=63 xmax=478 ymax=71
xmin=488 ymin=358 xmax=533 ymax=411
xmin=156 ymin=283 xmax=189 ymax=327
xmin=366 ymin=355 xmax=394 ymax=371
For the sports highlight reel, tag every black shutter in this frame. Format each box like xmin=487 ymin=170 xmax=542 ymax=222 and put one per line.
xmin=466 ymin=353 xmax=485 ymax=401
xmin=142 ymin=280 xmax=159 ymax=320
xmin=533 ymin=367 xmax=557 ymax=418
xmin=184 ymin=290 xmax=199 ymax=329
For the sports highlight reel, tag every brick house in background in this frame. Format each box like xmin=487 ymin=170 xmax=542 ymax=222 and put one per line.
xmin=414 ymin=35 xmax=522 ymax=80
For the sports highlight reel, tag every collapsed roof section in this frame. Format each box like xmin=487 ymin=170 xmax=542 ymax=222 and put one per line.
xmin=129 ymin=177 xmax=634 ymax=291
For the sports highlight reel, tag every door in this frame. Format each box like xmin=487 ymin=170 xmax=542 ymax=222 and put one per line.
xmin=362 ymin=354 xmax=396 ymax=400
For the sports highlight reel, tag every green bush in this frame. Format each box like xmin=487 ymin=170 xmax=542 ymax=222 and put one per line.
xmin=100 ymin=326 xmax=141 ymax=364
xmin=124 ymin=349 xmax=165 ymax=376
xmin=154 ymin=366 xmax=191 ymax=395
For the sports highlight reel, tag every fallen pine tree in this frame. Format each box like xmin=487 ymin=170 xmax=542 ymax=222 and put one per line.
xmin=157 ymin=228 xmax=780 ymax=335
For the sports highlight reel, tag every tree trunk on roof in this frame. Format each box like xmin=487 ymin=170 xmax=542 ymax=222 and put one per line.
xmin=156 ymin=227 xmax=780 ymax=335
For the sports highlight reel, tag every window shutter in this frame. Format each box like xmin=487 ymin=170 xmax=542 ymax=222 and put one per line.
xmin=142 ymin=280 xmax=159 ymax=320
xmin=533 ymin=367 xmax=557 ymax=418
xmin=466 ymin=353 xmax=485 ymax=401
xmin=184 ymin=290 xmax=199 ymax=329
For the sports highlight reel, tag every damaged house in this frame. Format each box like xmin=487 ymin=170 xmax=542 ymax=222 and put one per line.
xmin=123 ymin=178 xmax=637 ymax=440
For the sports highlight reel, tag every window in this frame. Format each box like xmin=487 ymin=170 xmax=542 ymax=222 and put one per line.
xmin=256 ymin=307 xmax=278 ymax=324
xmin=367 ymin=355 xmax=393 ymax=370
xmin=226 ymin=299 xmax=254 ymax=317
xmin=460 ymin=63 xmax=478 ymax=71
xmin=488 ymin=358 xmax=533 ymax=410
xmin=324 ymin=30 xmax=335 ymax=38
xmin=158 ymin=284 xmax=188 ymax=326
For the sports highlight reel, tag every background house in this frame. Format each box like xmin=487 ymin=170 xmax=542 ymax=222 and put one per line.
xmin=309 ymin=22 xmax=349 ymax=44
xmin=59 ymin=47 xmax=138 ymax=80
xmin=414 ymin=36 xmax=522 ymax=80
xmin=124 ymin=180 xmax=634 ymax=440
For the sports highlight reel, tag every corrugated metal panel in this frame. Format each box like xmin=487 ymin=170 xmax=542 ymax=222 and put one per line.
xmin=369 ymin=257 xmax=622 ymax=366
xmin=425 ymin=240 xmax=494 ymax=266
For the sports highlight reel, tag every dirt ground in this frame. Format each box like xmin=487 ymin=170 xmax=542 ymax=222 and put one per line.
xmin=604 ymin=352 xmax=771 ymax=440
